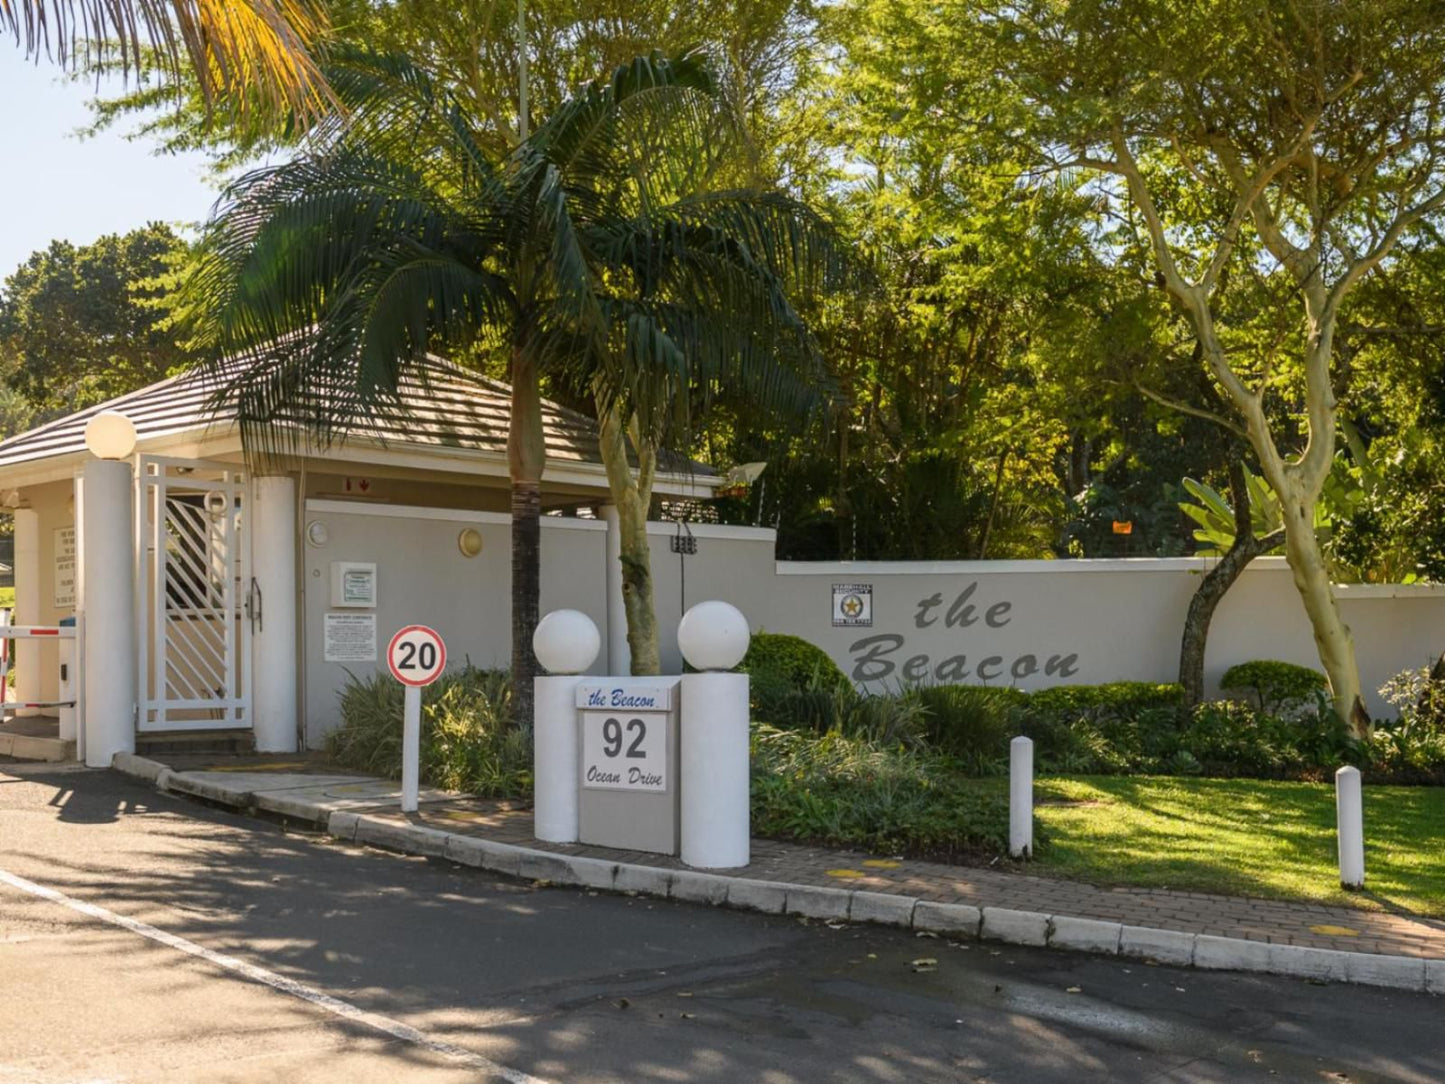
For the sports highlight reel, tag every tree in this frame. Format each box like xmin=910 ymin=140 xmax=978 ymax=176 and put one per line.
xmin=0 ymin=224 xmax=190 ymax=415
xmin=83 ymin=0 xmax=817 ymax=185
xmin=916 ymin=0 xmax=1445 ymax=735
xmin=4 ymin=0 xmax=330 ymax=118
xmin=182 ymin=47 xmax=837 ymax=713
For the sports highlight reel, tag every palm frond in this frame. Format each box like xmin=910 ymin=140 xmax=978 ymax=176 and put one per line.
xmin=1 ymin=0 xmax=332 ymax=119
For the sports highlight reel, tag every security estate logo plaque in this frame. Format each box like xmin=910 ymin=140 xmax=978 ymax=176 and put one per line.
xmin=832 ymin=582 xmax=873 ymax=627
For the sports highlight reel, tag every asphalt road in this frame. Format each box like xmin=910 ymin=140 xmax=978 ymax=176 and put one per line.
xmin=1 ymin=763 xmax=1441 ymax=1083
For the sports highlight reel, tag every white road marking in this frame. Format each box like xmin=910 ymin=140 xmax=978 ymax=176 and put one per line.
xmin=0 ymin=867 xmax=550 ymax=1084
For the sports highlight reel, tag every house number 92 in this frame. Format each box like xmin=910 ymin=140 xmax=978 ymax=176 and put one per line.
xmin=601 ymin=717 xmax=647 ymax=758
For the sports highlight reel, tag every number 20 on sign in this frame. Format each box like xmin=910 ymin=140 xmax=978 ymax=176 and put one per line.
xmin=388 ymin=625 xmax=447 ymax=812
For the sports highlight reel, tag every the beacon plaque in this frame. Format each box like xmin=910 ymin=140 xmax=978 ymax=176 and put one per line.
xmin=576 ymin=677 xmax=681 ymax=854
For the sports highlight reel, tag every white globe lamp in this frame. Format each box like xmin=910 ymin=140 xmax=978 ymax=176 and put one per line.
xmin=678 ymin=600 xmax=750 ymax=672
xmin=533 ymin=609 xmax=601 ymax=675
xmin=84 ymin=411 xmax=137 ymax=461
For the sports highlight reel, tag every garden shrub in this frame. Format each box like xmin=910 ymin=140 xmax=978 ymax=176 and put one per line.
xmin=750 ymin=723 xmax=1030 ymax=860
xmin=1178 ymin=700 xmax=1302 ymax=775
xmin=1025 ymin=682 xmax=1184 ymax=719
xmin=326 ymin=665 xmax=531 ymax=797
xmin=1221 ymin=660 xmax=1328 ymax=714
xmin=740 ymin=631 xmax=848 ymax=720
xmin=765 ymin=672 xmax=929 ymax=747
xmin=1364 ymin=668 xmax=1445 ymax=782
xmin=914 ymin=684 xmax=1026 ymax=772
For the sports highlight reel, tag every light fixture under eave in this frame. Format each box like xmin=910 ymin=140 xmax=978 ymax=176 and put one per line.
xmin=83 ymin=411 xmax=137 ymax=461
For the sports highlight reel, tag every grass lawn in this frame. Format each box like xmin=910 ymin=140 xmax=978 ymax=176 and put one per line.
xmin=1031 ymin=775 xmax=1445 ymax=918
xmin=0 ymin=586 xmax=13 ymax=611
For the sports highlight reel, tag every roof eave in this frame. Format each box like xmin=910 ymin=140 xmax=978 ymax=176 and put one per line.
xmin=0 ymin=423 xmax=720 ymax=498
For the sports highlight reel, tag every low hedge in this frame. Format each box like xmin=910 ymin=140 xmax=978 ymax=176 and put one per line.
xmin=750 ymin=723 xmax=1028 ymax=861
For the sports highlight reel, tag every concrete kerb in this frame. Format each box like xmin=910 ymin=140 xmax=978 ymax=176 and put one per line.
xmin=111 ymin=752 xmax=168 ymax=785
xmin=161 ymin=771 xmax=259 ymax=809
xmin=107 ymin=754 xmax=1440 ymax=994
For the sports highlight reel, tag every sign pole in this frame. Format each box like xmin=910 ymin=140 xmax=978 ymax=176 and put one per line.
xmin=387 ymin=624 xmax=447 ymax=816
xmin=402 ymin=683 xmax=422 ymax=813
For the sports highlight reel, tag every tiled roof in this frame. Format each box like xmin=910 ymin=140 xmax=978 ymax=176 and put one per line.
xmin=0 ymin=355 xmax=705 ymax=475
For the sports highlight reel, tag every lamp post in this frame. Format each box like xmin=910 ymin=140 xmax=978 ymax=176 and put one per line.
xmin=81 ymin=412 xmax=137 ymax=767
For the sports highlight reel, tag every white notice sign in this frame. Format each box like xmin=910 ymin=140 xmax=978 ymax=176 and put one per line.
xmin=53 ymin=526 xmax=76 ymax=610
xmin=325 ymin=613 xmax=377 ymax=662
xmin=581 ymin=710 xmax=668 ymax=792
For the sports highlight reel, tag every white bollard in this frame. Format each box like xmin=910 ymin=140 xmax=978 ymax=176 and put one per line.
xmin=532 ymin=610 xmax=601 ymax=843
xmin=401 ymin=684 xmax=421 ymax=813
xmin=1010 ymin=735 xmax=1034 ymax=858
xmin=1336 ymin=765 xmax=1365 ymax=889
xmin=81 ymin=456 xmax=137 ymax=767
xmin=678 ymin=601 xmax=752 ymax=869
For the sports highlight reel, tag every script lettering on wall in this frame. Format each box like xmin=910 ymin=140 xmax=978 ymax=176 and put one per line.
xmin=846 ymin=582 xmax=1079 ymax=685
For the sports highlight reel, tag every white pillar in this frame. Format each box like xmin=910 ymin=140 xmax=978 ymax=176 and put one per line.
xmin=598 ymin=504 xmax=630 ymax=676
xmin=677 ymin=600 xmax=752 ymax=869
xmin=680 ymin=671 xmax=750 ymax=868
xmin=532 ymin=609 xmax=601 ymax=843
xmin=533 ymin=674 xmax=584 ymax=841
xmin=250 ymin=475 xmax=298 ymax=752
xmin=1009 ymin=736 xmax=1034 ymax=858
xmin=1336 ymin=766 xmax=1365 ymax=889
xmin=11 ymin=507 xmax=39 ymax=714
xmin=81 ymin=457 xmax=136 ymax=767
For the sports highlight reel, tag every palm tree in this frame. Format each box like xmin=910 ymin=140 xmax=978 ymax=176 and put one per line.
xmin=182 ymin=47 xmax=846 ymax=718
xmin=3 ymin=0 xmax=329 ymax=118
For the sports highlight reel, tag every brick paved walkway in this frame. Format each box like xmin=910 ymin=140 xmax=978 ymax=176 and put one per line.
xmin=367 ymin=797 xmax=1445 ymax=961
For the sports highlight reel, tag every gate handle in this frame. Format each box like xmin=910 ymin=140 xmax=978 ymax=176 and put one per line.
xmin=248 ymin=578 xmax=263 ymax=633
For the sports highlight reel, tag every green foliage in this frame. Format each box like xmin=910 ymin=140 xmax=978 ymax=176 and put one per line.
xmin=764 ymin=674 xmax=930 ymax=748
xmin=326 ymin=666 xmax=531 ymax=797
xmin=913 ymin=684 xmax=1026 ymax=772
xmin=1179 ymin=469 xmax=1283 ymax=555
xmin=750 ymin=723 xmax=1026 ymax=860
xmin=1024 ymin=683 xmax=1184 ymax=719
xmin=740 ymin=631 xmax=848 ymax=716
xmin=0 ymin=224 xmax=190 ymax=416
xmin=1221 ymin=661 xmax=1329 ymax=714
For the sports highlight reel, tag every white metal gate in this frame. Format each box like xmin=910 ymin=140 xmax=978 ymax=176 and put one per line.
xmin=136 ymin=456 xmax=252 ymax=731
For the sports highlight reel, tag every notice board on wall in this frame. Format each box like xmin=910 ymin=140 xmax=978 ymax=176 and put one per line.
xmin=324 ymin=612 xmax=377 ymax=662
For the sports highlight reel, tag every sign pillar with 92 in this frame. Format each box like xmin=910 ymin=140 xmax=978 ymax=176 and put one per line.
xmin=387 ymin=625 xmax=446 ymax=812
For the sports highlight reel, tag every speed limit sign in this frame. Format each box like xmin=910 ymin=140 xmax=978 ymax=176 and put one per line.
xmin=387 ymin=625 xmax=447 ymax=687
xmin=389 ymin=624 xmax=446 ymax=814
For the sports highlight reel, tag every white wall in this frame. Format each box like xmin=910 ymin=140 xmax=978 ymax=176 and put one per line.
xmin=301 ymin=502 xmax=608 ymax=744
xmin=697 ymin=551 xmax=1445 ymax=718
xmin=296 ymin=509 xmax=1445 ymax=741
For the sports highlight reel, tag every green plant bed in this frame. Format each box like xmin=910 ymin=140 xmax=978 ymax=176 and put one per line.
xmin=326 ymin=666 xmax=530 ymax=798
xmin=1032 ymin=775 xmax=1445 ymax=916
xmin=749 ymin=723 xmax=1027 ymax=861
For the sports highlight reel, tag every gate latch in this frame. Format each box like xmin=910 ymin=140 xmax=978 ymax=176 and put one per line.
xmin=246 ymin=578 xmax=263 ymax=633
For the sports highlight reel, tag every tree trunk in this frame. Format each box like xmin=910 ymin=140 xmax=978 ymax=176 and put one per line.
xmin=508 ymin=348 xmax=546 ymax=729
xmin=1279 ymin=486 xmax=1370 ymax=736
xmin=596 ymin=399 xmax=660 ymax=675
xmin=1178 ymin=464 xmax=1282 ymax=705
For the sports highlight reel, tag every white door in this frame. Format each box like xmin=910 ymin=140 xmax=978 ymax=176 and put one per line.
xmin=136 ymin=456 xmax=252 ymax=732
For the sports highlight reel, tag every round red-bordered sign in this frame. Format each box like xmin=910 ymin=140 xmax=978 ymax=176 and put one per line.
xmin=387 ymin=624 xmax=447 ymax=686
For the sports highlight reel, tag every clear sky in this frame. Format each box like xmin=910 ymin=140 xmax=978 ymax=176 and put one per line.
xmin=0 ymin=55 xmax=218 ymax=277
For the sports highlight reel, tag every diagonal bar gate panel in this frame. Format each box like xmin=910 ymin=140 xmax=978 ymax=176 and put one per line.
xmin=136 ymin=457 xmax=252 ymax=732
